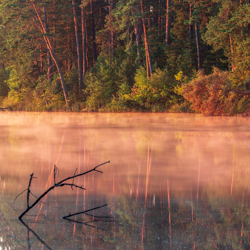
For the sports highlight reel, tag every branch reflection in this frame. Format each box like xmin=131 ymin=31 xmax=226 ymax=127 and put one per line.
xmin=18 ymin=218 xmax=52 ymax=250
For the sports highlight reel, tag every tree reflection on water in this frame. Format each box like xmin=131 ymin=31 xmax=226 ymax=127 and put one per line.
xmin=1 ymin=113 xmax=250 ymax=249
xmin=112 ymin=193 xmax=250 ymax=249
xmin=1 ymin=191 xmax=249 ymax=249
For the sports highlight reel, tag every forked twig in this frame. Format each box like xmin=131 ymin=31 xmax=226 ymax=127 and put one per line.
xmin=13 ymin=189 xmax=28 ymax=204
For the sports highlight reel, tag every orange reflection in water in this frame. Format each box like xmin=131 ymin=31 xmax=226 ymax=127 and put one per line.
xmin=1 ymin=112 xmax=250 ymax=204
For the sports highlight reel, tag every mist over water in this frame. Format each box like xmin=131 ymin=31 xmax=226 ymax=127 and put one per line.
xmin=1 ymin=112 xmax=250 ymax=249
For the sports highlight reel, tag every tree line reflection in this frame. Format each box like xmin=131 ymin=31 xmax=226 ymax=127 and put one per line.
xmin=1 ymin=114 xmax=250 ymax=248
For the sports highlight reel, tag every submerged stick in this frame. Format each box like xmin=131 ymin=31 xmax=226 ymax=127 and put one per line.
xmin=62 ymin=217 xmax=108 ymax=231
xmin=18 ymin=160 xmax=110 ymax=220
xmin=62 ymin=204 xmax=113 ymax=231
xmin=27 ymin=173 xmax=35 ymax=208
xmin=62 ymin=204 xmax=109 ymax=219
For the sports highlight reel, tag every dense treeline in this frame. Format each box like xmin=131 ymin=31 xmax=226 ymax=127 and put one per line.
xmin=0 ymin=0 xmax=249 ymax=113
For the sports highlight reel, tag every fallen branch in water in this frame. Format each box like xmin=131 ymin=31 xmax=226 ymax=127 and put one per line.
xmin=16 ymin=160 xmax=110 ymax=220
xmin=62 ymin=204 xmax=114 ymax=231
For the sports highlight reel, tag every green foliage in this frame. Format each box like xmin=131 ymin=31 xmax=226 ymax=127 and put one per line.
xmin=3 ymin=66 xmax=33 ymax=110
xmin=128 ymin=67 xmax=180 ymax=111
xmin=0 ymin=0 xmax=249 ymax=113
xmin=84 ymin=55 xmax=120 ymax=111
xmin=0 ymin=68 xmax=9 ymax=103
xmin=3 ymin=67 xmax=67 ymax=111
xmin=32 ymin=75 xmax=65 ymax=111
xmin=203 ymin=3 xmax=250 ymax=81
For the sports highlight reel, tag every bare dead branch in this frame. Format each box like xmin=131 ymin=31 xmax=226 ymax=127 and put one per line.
xmin=53 ymin=165 xmax=59 ymax=185
xmin=13 ymin=189 xmax=46 ymax=206
xmin=71 ymin=168 xmax=78 ymax=190
xmin=56 ymin=183 xmax=86 ymax=190
xmin=94 ymin=169 xmax=103 ymax=173
xmin=62 ymin=203 xmax=114 ymax=226
xmin=27 ymin=173 xmax=35 ymax=208
xmin=13 ymin=189 xmax=28 ymax=204
xmin=62 ymin=204 xmax=109 ymax=219
xmin=18 ymin=161 xmax=110 ymax=220
xmin=30 ymin=192 xmax=46 ymax=205
xmin=54 ymin=165 xmax=56 ymax=185
xmin=62 ymin=217 xmax=108 ymax=231
xmin=84 ymin=213 xmax=113 ymax=220
xmin=74 ymin=168 xmax=78 ymax=175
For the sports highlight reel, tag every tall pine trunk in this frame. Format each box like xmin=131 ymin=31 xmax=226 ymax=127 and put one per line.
xmin=72 ymin=0 xmax=82 ymax=92
xmin=134 ymin=23 xmax=141 ymax=64
xmin=90 ymin=0 xmax=97 ymax=64
xmin=81 ymin=2 xmax=87 ymax=80
xmin=189 ymin=3 xmax=192 ymax=38
xmin=43 ymin=0 xmax=52 ymax=82
xmin=195 ymin=19 xmax=201 ymax=70
xmin=85 ymin=17 xmax=89 ymax=70
xmin=31 ymin=1 xmax=69 ymax=109
xmin=194 ymin=1 xmax=201 ymax=70
xmin=158 ymin=0 xmax=162 ymax=36
xmin=109 ymin=0 xmax=114 ymax=62
xmin=67 ymin=22 xmax=72 ymax=71
xmin=140 ymin=0 xmax=152 ymax=78
xmin=165 ymin=0 xmax=170 ymax=45
xmin=189 ymin=3 xmax=192 ymax=68
xmin=229 ymin=35 xmax=236 ymax=71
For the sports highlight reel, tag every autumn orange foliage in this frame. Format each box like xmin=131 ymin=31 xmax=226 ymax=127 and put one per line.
xmin=182 ymin=68 xmax=249 ymax=115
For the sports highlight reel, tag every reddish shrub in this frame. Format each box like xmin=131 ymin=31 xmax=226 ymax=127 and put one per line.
xmin=182 ymin=68 xmax=249 ymax=115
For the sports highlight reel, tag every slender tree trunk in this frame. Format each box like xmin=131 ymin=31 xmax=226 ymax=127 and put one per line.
xmin=43 ymin=0 xmax=52 ymax=82
xmin=90 ymin=0 xmax=97 ymax=64
xmin=40 ymin=45 xmax=44 ymax=73
xmin=194 ymin=1 xmax=201 ymax=70
xmin=194 ymin=19 xmax=201 ymax=70
xmin=135 ymin=23 xmax=141 ymax=64
xmin=158 ymin=0 xmax=162 ymax=36
xmin=229 ymin=35 xmax=236 ymax=71
xmin=165 ymin=0 xmax=170 ymax=45
xmin=72 ymin=0 xmax=82 ymax=93
xmin=140 ymin=0 xmax=152 ymax=78
xmin=52 ymin=1 xmax=56 ymax=49
xmin=85 ymin=17 xmax=89 ymax=70
xmin=35 ymin=57 xmax=41 ymax=76
xmin=189 ymin=3 xmax=192 ymax=68
xmin=67 ymin=24 xmax=72 ymax=71
xmin=109 ymin=0 xmax=114 ymax=62
xmin=81 ymin=3 xmax=87 ymax=80
xmin=31 ymin=1 xmax=69 ymax=109
xmin=189 ymin=3 xmax=192 ymax=38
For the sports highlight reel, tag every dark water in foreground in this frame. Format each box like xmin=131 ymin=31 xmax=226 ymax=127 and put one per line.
xmin=1 ymin=112 xmax=250 ymax=249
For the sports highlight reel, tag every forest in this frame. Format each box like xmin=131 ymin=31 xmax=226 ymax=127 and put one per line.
xmin=0 ymin=0 xmax=249 ymax=114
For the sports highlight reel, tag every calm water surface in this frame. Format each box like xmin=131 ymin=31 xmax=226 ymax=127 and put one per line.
xmin=1 ymin=112 xmax=250 ymax=249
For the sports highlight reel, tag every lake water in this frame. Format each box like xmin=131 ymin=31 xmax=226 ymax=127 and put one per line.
xmin=1 ymin=112 xmax=250 ymax=249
